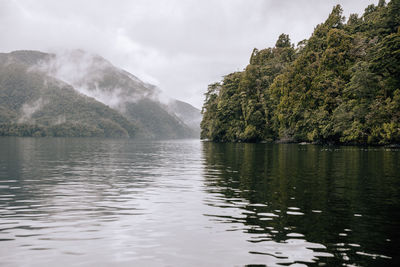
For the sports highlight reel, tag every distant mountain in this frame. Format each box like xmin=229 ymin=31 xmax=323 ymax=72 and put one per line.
xmin=167 ymin=100 xmax=202 ymax=137
xmin=0 ymin=50 xmax=199 ymax=139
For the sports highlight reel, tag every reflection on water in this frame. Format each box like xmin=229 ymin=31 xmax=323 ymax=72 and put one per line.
xmin=0 ymin=137 xmax=399 ymax=266
xmin=202 ymin=142 xmax=400 ymax=266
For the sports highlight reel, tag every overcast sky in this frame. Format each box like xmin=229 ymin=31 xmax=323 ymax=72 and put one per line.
xmin=0 ymin=0 xmax=376 ymax=108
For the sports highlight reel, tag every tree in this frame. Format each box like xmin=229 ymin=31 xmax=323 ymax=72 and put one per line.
xmin=200 ymin=1 xmax=400 ymax=145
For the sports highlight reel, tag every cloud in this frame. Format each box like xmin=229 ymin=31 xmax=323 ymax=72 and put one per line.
xmin=0 ymin=0 xmax=377 ymax=108
xmin=18 ymin=97 xmax=48 ymax=123
xmin=34 ymin=49 xmax=159 ymax=110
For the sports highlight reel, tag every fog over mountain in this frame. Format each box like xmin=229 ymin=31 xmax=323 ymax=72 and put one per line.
xmin=37 ymin=50 xmax=159 ymax=108
xmin=0 ymin=50 xmax=199 ymax=139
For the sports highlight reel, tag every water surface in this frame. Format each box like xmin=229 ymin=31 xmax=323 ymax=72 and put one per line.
xmin=0 ymin=137 xmax=399 ymax=266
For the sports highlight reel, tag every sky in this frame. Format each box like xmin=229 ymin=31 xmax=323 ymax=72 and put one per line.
xmin=0 ymin=0 xmax=377 ymax=108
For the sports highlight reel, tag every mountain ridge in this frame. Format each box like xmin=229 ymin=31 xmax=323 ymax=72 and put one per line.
xmin=0 ymin=49 xmax=201 ymax=139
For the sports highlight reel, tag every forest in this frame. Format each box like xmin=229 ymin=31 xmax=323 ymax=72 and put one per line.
xmin=0 ymin=50 xmax=199 ymax=139
xmin=201 ymin=0 xmax=400 ymax=145
xmin=0 ymin=62 xmax=137 ymax=138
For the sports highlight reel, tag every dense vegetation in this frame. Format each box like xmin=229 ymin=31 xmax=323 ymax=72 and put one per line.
xmin=201 ymin=0 xmax=400 ymax=145
xmin=0 ymin=60 xmax=138 ymax=138
xmin=0 ymin=50 xmax=199 ymax=139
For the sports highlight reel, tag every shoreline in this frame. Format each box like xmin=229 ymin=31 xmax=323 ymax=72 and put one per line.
xmin=201 ymin=138 xmax=400 ymax=148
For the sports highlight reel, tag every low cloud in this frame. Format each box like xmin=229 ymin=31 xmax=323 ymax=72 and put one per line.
xmin=35 ymin=50 xmax=159 ymax=110
xmin=18 ymin=97 xmax=48 ymax=123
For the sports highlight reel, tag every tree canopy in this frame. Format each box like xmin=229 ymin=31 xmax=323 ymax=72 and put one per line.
xmin=201 ymin=0 xmax=400 ymax=145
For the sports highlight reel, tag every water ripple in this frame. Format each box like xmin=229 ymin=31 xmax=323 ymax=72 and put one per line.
xmin=0 ymin=138 xmax=398 ymax=266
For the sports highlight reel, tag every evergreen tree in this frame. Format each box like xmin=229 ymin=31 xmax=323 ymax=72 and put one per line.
xmin=201 ymin=0 xmax=400 ymax=145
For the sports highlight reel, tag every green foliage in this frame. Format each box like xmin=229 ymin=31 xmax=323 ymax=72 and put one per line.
xmin=0 ymin=61 xmax=137 ymax=138
xmin=201 ymin=1 xmax=400 ymax=145
xmin=0 ymin=122 xmax=104 ymax=137
xmin=275 ymin=34 xmax=291 ymax=48
xmin=201 ymin=35 xmax=296 ymax=142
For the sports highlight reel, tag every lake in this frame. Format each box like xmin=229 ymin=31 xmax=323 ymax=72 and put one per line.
xmin=0 ymin=137 xmax=399 ymax=266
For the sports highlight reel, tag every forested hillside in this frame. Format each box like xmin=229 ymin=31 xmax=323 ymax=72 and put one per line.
xmin=40 ymin=50 xmax=197 ymax=139
xmin=0 ymin=50 xmax=199 ymax=139
xmin=201 ymin=0 xmax=400 ymax=145
xmin=0 ymin=57 xmax=138 ymax=137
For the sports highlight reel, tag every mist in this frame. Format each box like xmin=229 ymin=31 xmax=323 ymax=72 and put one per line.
xmin=35 ymin=49 xmax=159 ymax=110
xmin=18 ymin=97 xmax=48 ymax=123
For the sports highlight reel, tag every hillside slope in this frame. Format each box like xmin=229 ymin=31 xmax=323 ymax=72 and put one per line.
xmin=39 ymin=50 xmax=197 ymax=139
xmin=167 ymin=99 xmax=202 ymax=137
xmin=0 ymin=50 xmax=199 ymax=139
xmin=0 ymin=53 xmax=138 ymax=137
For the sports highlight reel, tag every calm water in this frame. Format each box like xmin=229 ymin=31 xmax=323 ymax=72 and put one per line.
xmin=0 ymin=137 xmax=399 ymax=266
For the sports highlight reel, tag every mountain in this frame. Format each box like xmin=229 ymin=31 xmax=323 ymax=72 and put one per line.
xmin=38 ymin=49 xmax=197 ymax=139
xmin=167 ymin=99 xmax=202 ymax=137
xmin=40 ymin=49 xmax=157 ymax=108
xmin=0 ymin=51 xmax=138 ymax=137
xmin=201 ymin=0 xmax=400 ymax=145
xmin=0 ymin=50 xmax=199 ymax=139
xmin=124 ymin=98 xmax=195 ymax=139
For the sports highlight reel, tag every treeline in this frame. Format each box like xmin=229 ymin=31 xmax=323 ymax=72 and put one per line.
xmin=0 ymin=121 xmax=129 ymax=138
xmin=201 ymin=0 xmax=400 ymax=144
